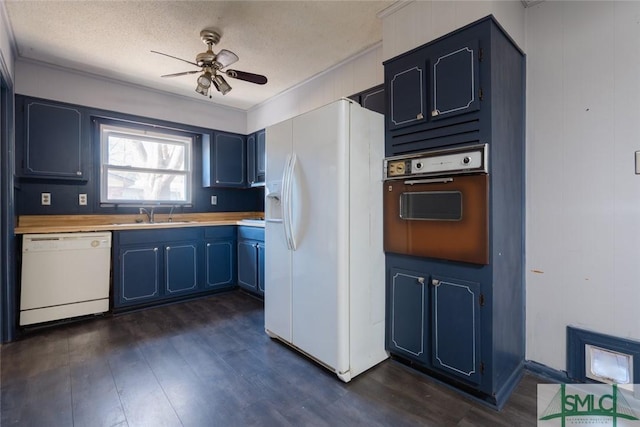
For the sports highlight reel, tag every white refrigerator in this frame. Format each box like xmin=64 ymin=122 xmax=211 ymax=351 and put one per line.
xmin=264 ymin=99 xmax=387 ymax=382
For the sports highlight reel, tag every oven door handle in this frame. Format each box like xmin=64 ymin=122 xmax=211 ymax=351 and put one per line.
xmin=403 ymin=177 xmax=454 ymax=185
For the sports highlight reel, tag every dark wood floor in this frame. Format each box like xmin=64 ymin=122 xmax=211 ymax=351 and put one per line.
xmin=1 ymin=291 xmax=543 ymax=426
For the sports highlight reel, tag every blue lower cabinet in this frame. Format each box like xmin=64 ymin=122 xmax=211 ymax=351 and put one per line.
xmin=205 ymin=239 xmax=236 ymax=289
xmin=237 ymin=226 xmax=265 ymax=297
xmin=386 ymin=267 xmax=429 ymax=364
xmin=165 ymin=243 xmax=199 ymax=295
xmin=238 ymin=240 xmax=258 ymax=292
xmin=112 ymin=226 xmax=244 ymax=309
xmin=118 ymin=245 xmax=161 ymax=306
xmin=257 ymin=242 xmax=265 ymax=294
xmin=431 ymin=276 xmax=482 ymax=385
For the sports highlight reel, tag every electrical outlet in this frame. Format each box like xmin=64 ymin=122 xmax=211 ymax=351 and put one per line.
xmin=79 ymin=194 xmax=87 ymax=206
xmin=41 ymin=193 xmax=51 ymax=206
xmin=211 ymin=195 xmax=218 ymax=205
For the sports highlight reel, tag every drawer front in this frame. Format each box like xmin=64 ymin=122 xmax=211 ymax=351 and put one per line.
xmin=238 ymin=226 xmax=264 ymax=241
xmin=204 ymin=226 xmax=237 ymax=240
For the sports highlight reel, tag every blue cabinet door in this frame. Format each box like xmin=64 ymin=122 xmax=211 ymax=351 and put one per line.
xmin=257 ymin=242 xmax=265 ymax=295
xmin=431 ymin=276 xmax=481 ymax=385
xmin=164 ymin=243 xmax=199 ymax=295
xmin=431 ymin=40 xmax=480 ymax=121
xmin=211 ymin=132 xmax=246 ymax=187
xmin=360 ymin=85 xmax=385 ymax=115
xmin=117 ymin=245 xmax=161 ymax=306
xmin=22 ymin=100 xmax=84 ymax=180
xmin=246 ymin=130 xmax=265 ymax=187
xmin=237 ymin=240 xmax=258 ymax=292
xmin=387 ymin=268 xmax=429 ymax=364
xmin=386 ymin=52 xmax=427 ymax=131
xmin=255 ymin=130 xmax=266 ymax=184
xmin=246 ymin=133 xmax=256 ymax=186
xmin=204 ymin=239 xmax=235 ymax=289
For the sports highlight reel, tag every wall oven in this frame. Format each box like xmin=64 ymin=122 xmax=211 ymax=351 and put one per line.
xmin=383 ymin=144 xmax=489 ymax=265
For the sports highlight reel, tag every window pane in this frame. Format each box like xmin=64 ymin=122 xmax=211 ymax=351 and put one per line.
xmin=107 ymin=134 xmax=186 ymax=171
xmin=106 ymin=169 xmax=187 ymax=202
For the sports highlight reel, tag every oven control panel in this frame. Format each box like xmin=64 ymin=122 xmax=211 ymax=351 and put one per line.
xmin=384 ymin=144 xmax=488 ymax=180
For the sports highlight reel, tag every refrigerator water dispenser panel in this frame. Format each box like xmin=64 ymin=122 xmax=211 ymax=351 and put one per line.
xmin=265 ymin=180 xmax=283 ymax=222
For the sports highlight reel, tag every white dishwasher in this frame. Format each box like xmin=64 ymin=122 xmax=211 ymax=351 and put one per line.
xmin=20 ymin=232 xmax=112 ymax=326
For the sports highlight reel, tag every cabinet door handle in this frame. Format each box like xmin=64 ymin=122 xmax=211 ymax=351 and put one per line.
xmin=207 ymin=243 xmax=211 ymax=247
xmin=432 ymin=279 xmax=440 ymax=287
xmin=417 ymin=277 xmax=425 ymax=285
xmin=166 ymin=246 xmax=171 ymax=251
xmin=76 ymin=171 xmax=82 ymax=176
xmin=153 ymin=247 xmax=158 ymax=252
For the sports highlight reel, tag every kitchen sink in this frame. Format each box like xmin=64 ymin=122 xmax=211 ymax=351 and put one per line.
xmin=111 ymin=221 xmax=197 ymax=226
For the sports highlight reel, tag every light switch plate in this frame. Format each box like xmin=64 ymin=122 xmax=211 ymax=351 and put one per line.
xmin=211 ymin=195 xmax=218 ymax=205
xmin=41 ymin=193 xmax=51 ymax=206
xmin=79 ymin=194 xmax=87 ymax=206
xmin=636 ymin=151 xmax=640 ymax=174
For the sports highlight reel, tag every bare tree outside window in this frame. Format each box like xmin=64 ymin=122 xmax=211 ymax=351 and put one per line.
xmin=100 ymin=124 xmax=192 ymax=204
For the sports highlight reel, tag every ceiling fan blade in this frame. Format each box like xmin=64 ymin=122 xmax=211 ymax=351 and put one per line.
xmin=225 ymin=69 xmax=268 ymax=85
xmin=214 ymin=49 xmax=239 ymax=69
xmin=161 ymin=70 xmax=200 ymax=78
xmin=151 ymin=50 xmax=199 ymax=67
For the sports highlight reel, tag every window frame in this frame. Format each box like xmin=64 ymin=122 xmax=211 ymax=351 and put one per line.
xmin=97 ymin=119 xmax=195 ymax=206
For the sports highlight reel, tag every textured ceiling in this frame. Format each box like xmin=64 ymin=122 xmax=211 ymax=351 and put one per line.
xmin=5 ymin=1 xmax=392 ymax=110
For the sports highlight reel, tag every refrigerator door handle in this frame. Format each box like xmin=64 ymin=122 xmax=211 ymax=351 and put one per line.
xmin=287 ymin=154 xmax=298 ymax=251
xmin=282 ymin=154 xmax=294 ymax=251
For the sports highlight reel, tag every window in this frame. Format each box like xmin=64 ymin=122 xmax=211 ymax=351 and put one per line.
xmin=99 ymin=122 xmax=193 ymax=205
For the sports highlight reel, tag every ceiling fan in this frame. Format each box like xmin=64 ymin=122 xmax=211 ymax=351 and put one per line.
xmin=152 ymin=29 xmax=268 ymax=97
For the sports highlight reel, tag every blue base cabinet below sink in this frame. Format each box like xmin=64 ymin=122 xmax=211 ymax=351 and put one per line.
xmin=113 ymin=226 xmax=237 ymax=310
xmin=237 ymin=226 xmax=265 ymax=297
xmin=165 ymin=243 xmax=200 ymax=296
xmin=118 ymin=244 xmax=162 ymax=305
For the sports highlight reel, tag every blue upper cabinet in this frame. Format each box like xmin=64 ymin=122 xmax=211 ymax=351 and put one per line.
xmin=18 ymin=98 xmax=86 ymax=180
xmin=247 ymin=132 xmax=256 ymax=186
xmin=384 ymin=19 xmax=490 ymax=155
xmin=430 ymin=40 xmax=480 ymax=121
xmin=386 ymin=52 xmax=427 ymax=131
xmin=203 ymin=131 xmax=246 ymax=188
xmin=255 ymin=130 xmax=265 ymax=185
xmin=246 ymin=129 xmax=265 ymax=187
xmin=348 ymin=84 xmax=385 ymax=116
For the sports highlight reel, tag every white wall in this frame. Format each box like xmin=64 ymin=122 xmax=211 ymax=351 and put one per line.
xmin=526 ymin=1 xmax=640 ymax=371
xmin=380 ymin=0 xmax=525 ymax=61
xmin=0 ymin=0 xmax=15 ymax=80
xmin=247 ymin=44 xmax=384 ymax=133
xmin=15 ymin=60 xmax=245 ymax=134
xmin=248 ymin=0 xmax=526 ymax=134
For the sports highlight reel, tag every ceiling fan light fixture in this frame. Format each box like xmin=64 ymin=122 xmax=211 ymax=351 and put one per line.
xmin=195 ymin=72 xmax=212 ymax=96
xmin=212 ymin=74 xmax=232 ymax=95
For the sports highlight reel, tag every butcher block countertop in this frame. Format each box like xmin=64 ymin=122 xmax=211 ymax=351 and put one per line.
xmin=15 ymin=212 xmax=265 ymax=234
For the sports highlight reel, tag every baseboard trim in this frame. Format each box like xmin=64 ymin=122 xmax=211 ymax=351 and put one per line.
xmin=524 ymin=360 xmax=575 ymax=384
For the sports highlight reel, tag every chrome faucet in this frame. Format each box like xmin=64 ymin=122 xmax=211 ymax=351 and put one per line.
xmin=139 ymin=207 xmax=155 ymax=223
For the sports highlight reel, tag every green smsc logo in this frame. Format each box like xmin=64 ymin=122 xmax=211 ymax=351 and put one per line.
xmin=539 ymin=384 xmax=639 ymax=426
